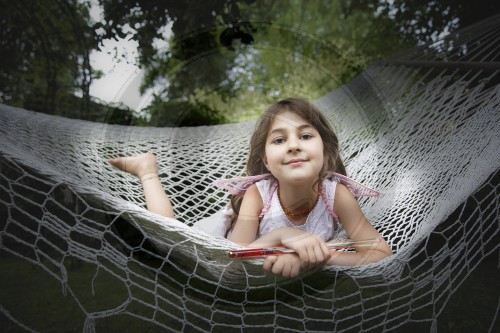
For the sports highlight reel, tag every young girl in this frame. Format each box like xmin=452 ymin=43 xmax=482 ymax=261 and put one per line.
xmin=109 ymin=98 xmax=392 ymax=278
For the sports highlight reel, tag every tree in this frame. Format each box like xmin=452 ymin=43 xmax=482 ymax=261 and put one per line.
xmin=3 ymin=1 xmax=495 ymax=125
xmin=0 ymin=0 xmax=101 ymax=118
xmin=97 ymin=0 xmax=416 ymax=124
xmin=98 ymin=0 xmax=257 ymax=125
xmin=341 ymin=0 xmax=500 ymax=45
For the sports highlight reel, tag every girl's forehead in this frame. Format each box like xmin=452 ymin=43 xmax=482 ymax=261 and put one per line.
xmin=269 ymin=110 xmax=313 ymax=129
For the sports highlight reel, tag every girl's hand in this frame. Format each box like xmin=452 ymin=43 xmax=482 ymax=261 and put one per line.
xmin=245 ymin=228 xmax=330 ymax=272
xmin=280 ymin=231 xmax=330 ymax=270
xmin=263 ymin=254 xmax=303 ymax=278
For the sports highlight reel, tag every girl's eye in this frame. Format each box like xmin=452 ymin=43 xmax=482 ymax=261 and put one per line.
xmin=300 ymin=134 xmax=313 ymax=140
xmin=272 ymin=137 xmax=285 ymax=144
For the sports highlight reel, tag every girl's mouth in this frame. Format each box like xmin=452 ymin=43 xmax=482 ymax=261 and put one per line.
xmin=285 ymin=159 xmax=306 ymax=166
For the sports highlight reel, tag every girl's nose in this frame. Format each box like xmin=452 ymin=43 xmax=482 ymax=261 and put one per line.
xmin=287 ymin=137 xmax=301 ymax=152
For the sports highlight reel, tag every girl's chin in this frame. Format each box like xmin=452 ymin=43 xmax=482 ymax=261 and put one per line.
xmin=277 ymin=173 xmax=319 ymax=185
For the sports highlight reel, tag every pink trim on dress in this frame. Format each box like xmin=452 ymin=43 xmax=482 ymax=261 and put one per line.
xmin=258 ymin=183 xmax=278 ymax=219
xmin=214 ymin=172 xmax=380 ymax=198
xmin=213 ymin=174 xmax=272 ymax=196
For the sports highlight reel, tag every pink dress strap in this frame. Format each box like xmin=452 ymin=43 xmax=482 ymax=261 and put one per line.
xmin=214 ymin=172 xmax=380 ymax=197
xmin=325 ymin=172 xmax=380 ymax=197
xmin=213 ymin=174 xmax=273 ymax=196
xmin=258 ymin=182 xmax=277 ymax=219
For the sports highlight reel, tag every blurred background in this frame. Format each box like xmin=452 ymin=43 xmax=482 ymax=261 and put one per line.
xmin=1 ymin=0 xmax=499 ymax=126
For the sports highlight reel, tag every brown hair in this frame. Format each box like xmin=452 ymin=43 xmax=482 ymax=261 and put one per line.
xmin=226 ymin=97 xmax=346 ymax=237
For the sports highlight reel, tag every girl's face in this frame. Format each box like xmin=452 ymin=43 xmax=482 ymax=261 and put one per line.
xmin=263 ymin=110 xmax=324 ymax=185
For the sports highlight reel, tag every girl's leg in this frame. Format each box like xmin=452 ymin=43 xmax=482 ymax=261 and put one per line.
xmin=109 ymin=153 xmax=175 ymax=218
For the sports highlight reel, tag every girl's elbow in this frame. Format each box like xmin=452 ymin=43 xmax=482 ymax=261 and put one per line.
xmin=370 ymin=249 xmax=392 ymax=263
xmin=229 ymin=238 xmax=252 ymax=248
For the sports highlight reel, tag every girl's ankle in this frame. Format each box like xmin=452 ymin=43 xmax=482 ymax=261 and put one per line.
xmin=139 ymin=171 xmax=158 ymax=179
xmin=140 ymin=172 xmax=159 ymax=183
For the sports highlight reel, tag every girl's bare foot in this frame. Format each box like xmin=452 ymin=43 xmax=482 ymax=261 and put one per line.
xmin=108 ymin=153 xmax=157 ymax=178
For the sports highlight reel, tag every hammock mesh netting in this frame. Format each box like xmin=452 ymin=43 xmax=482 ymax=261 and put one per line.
xmin=1 ymin=14 xmax=499 ymax=333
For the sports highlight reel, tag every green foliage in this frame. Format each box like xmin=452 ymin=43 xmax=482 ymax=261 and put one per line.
xmin=342 ymin=0 xmax=500 ymax=44
xmin=136 ymin=98 xmax=228 ymax=127
xmin=2 ymin=0 xmax=498 ymax=126
xmin=97 ymin=0 xmax=418 ymax=123
xmin=175 ymin=1 xmax=414 ymax=122
xmin=0 ymin=0 xmax=101 ymax=118
xmin=97 ymin=0 xmax=254 ymax=125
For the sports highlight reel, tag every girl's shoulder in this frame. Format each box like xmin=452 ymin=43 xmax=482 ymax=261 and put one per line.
xmin=238 ymin=183 xmax=265 ymax=218
xmin=244 ymin=182 xmax=262 ymax=196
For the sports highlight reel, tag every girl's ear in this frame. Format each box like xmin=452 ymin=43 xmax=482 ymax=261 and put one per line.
xmin=262 ymin=155 xmax=269 ymax=170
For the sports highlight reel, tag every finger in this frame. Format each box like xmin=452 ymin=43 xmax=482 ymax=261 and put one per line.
xmin=313 ymin=244 xmax=325 ymax=265
xmin=272 ymin=258 xmax=285 ymax=276
xmin=318 ymin=238 xmax=332 ymax=263
xmin=281 ymin=263 xmax=291 ymax=278
xmin=306 ymin=236 xmax=323 ymax=268
xmin=307 ymin=246 xmax=317 ymax=269
xmin=316 ymin=236 xmax=328 ymax=262
xmin=321 ymin=240 xmax=330 ymax=259
xmin=263 ymin=256 xmax=278 ymax=273
xmin=294 ymin=245 xmax=309 ymax=269
xmin=300 ymin=249 xmax=312 ymax=270
xmin=290 ymin=264 xmax=300 ymax=278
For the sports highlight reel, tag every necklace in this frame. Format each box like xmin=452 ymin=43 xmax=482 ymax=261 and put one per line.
xmin=277 ymin=188 xmax=320 ymax=218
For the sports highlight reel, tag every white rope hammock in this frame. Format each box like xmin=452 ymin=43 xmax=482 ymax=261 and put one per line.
xmin=1 ymin=13 xmax=499 ymax=333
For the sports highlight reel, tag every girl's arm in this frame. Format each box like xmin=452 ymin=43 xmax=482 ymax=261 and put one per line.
xmin=226 ymin=184 xmax=305 ymax=247
xmin=229 ymin=185 xmax=329 ymax=272
xmin=227 ymin=184 xmax=263 ymax=246
xmin=140 ymin=173 xmax=175 ymax=218
xmin=326 ymin=184 xmax=393 ymax=266
xmin=254 ymin=228 xmax=331 ymax=277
